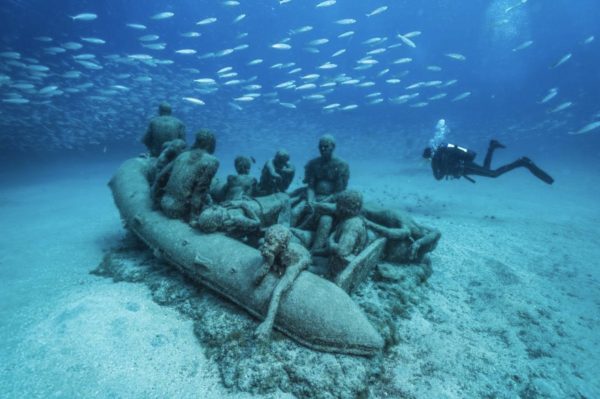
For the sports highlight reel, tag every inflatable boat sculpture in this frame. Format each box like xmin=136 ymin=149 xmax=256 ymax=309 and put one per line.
xmin=110 ymin=158 xmax=385 ymax=356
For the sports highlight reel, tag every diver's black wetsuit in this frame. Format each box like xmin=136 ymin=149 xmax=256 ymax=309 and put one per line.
xmin=430 ymin=141 xmax=554 ymax=184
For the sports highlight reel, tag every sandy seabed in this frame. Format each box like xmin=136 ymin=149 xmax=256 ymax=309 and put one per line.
xmin=0 ymin=158 xmax=598 ymax=398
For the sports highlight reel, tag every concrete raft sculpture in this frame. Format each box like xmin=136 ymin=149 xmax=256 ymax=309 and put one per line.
xmin=109 ymin=158 xmax=384 ymax=356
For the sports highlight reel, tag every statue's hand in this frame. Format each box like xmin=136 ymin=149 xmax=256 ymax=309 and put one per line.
xmin=398 ymin=227 xmax=411 ymax=240
xmin=254 ymin=322 xmax=271 ymax=341
xmin=223 ymin=218 xmax=235 ymax=232
xmin=409 ymin=240 xmax=422 ymax=261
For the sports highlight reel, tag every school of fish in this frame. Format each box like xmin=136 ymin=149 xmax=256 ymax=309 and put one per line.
xmin=0 ymin=1 xmax=598 ymax=152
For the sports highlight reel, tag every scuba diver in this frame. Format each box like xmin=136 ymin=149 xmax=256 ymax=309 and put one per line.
xmin=422 ymin=139 xmax=554 ymax=185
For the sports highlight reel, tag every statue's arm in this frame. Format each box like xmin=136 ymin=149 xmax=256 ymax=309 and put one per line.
xmin=410 ymin=228 xmax=441 ymax=259
xmin=266 ymin=160 xmax=281 ymax=179
xmin=178 ymin=122 xmax=186 ymax=140
xmin=366 ymin=219 xmax=410 ymax=240
xmin=254 ymin=262 xmax=271 ymax=286
xmin=335 ymin=227 xmax=360 ymax=258
xmin=142 ymin=123 xmax=152 ymax=146
xmin=336 ymin=163 xmax=350 ymax=192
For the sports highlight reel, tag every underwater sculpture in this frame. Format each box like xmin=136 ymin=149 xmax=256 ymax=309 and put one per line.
xmin=326 ymin=190 xmax=369 ymax=277
xmin=253 ymin=224 xmax=311 ymax=340
xmin=363 ymin=206 xmax=441 ymax=264
xmin=142 ymin=102 xmax=186 ymax=157
xmin=152 ymin=130 xmax=219 ymax=220
xmin=292 ymin=134 xmax=350 ymax=252
xmin=192 ymin=193 xmax=291 ymax=238
xmin=257 ymin=149 xmax=296 ymax=195
xmin=110 ymin=157 xmax=384 ymax=355
xmin=221 ymin=155 xmax=257 ymax=201
xmin=149 ymin=138 xmax=187 ymax=182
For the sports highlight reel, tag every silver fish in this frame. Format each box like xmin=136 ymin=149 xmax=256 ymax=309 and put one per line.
xmin=81 ymin=37 xmax=106 ymax=44
xmin=570 ymin=121 xmax=600 ymax=135
xmin=182 ymin=97 xmax=205 ymax=105
xmin=316 ymin=0 xmax=336 ymax=8
xmin=550 ymin=101 xmax=572 ymax=113
xmin=452 ymin=92 xmax=471 ymax=101
xmin=539 ymin=88 xmax=558 ymax=104
xmin=152 ymin=12 xmax=175 ymax=20
xmin=550 ymin=53 xmax=572 ymax=69
xmin=446 ymin=53 xmax=466 ymax=61
xmin=397 ymin=34 xmax=416 ymax=48
xmin=512 ymin=40 xmax=533 ymax=52
xmin=196 ymin=17 xmax=218 ymax=25
xmin=366 ymin=6 xmax=388 ymax=17
xmin=70 ymin=13 xmax=97 ymax=21
xmin=126 ymin=23 xmax=147 ymax=30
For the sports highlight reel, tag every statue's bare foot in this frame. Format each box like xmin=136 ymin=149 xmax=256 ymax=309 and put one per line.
xmin=254 ymin=321 xmax=272 ymax=341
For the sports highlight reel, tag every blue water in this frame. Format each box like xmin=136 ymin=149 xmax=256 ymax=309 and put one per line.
xmin=1 ymin=0 xmax=599 ymax=166
xmin=1 ymin=1 xmax=599 ymax=398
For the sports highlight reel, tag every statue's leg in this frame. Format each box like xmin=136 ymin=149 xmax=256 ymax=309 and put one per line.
xmin=256 ymin=266 xmax=303 ymax=339
xmin=276 ymin=198 xmax=292 ymax=227
xmin=311 ymin=215 xmax=333 ymax=253
xmin=290 ymin=228 xmax=313 ymax=248
xmin=291 ymin=199 xmax=307 ymax=226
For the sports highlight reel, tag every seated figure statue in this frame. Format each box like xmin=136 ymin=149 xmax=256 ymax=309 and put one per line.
xmin=149 ymin=138 xmax=187 ymax=183
xmin=290 ymin=190 xmax=368 ymax=276
xmin=253 ymin=224 xmax=311 ymax=341
xmin=142 ymin=102 xmax=186 ymax=157
xmin=257 ymin=149 xmax=295 ymax=196
xmin=327 ymin=191 xmax=369 ymax=277
xmin=153 ymin=130 xmax=219 ymax=220
xmin=192 ymin=193 xmax=291 ymax=239
xmin=222 ymin=156 xmax=257 ymax=201
xmin=292 ymin=135 xmax=350 ymax=252
xmin=363 ymin=206 xmax=441 ymax=264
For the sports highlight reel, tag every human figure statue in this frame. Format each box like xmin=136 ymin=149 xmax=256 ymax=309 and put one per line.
xmin=150 ymin=139 xmax=187 ymax=183
xmin=303 ymin=135 xmax=350 ymax=202
xmin=253 ymin=224 xmax=311 ymax=340
xmin=192 ymin=193 xmax=291 ymax=238
xmin=142 ymin=102 xmax=186 ymax=157
xmin=222 ymin=156 xmax=257 ymax=201
xmin=422 ymin=139 xmax=554 ymax=184
xmin=292 ymin=134 xmax=350 ymax=253
xmin=363 ymin=206 xmax=441 ymax=264
xmin=153 ymin=130 xmax=219 ymax=220
xmin=327 ymin=191 xmax=368 ymax=276
xmin=257 ymin=149 xmax=295 ymax=196
xmin=193 ymin=202 xmax=261 ymax=237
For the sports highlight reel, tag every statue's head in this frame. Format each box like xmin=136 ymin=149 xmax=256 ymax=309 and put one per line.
xmin=158 ymin=102 xmax=172 ymax=116
xmin=422 ymin=147 xmax=433 ymax=160
xmin=261 ymin=224 xmax=291 ymax=260
xmin=193 ymin=130 xmax=216 ymax=154
xmin=196 ymin=206 xmax=227 ymax=233
xmin=274 ymin=149 xmax=290 ymax=167
xmin=318 ymin=134 xmax=336 ymax=160
xmin=234 ymin=156 xmax=252 ymax=175
xmin=335 ymin=190 xmax=363 ymax=218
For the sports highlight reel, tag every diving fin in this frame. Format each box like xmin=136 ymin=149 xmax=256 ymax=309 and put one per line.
xmin=523 ymin=158 xmax=554 ymax=185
